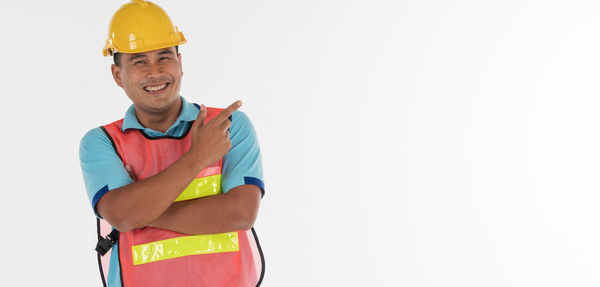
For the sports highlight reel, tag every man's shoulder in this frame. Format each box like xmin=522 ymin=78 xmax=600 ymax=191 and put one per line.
xmin=80 ymin=118 xmax=126 ymax=145
xmin=79 ymin=127 xmax=111 ymax=153
xmin=80 ymin=127 xmax=107 ymax=146
xmin=79 ymin=125 xmax=116 ymax=157
xmin=227 ymin=110 xmax=259 ymax=147
xmin=231 ymin=110 xmax=252 ymax=126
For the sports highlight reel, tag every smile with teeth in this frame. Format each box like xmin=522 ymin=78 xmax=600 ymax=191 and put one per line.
xmin=144 ymin=83 xmax=168 ymax=92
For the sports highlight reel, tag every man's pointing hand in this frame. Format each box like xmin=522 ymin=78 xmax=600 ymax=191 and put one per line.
xmin=189 ymin=101 xmax=242 ymax=166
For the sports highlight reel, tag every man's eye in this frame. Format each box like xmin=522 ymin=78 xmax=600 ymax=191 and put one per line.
xmin=159 ymin=57 xmax=170 ymax=61
xmin=134 ymin=60 xmax=145 ymax=65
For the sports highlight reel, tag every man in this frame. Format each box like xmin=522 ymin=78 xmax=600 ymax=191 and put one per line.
xmin=79 ymin=1 xmax=265 ymax=286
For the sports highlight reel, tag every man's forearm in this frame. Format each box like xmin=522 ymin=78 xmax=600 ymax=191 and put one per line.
xmin=97 ymin=152 xmax=209 ymax=232
xmin=147 ymin=185 xmax=262 ymax=235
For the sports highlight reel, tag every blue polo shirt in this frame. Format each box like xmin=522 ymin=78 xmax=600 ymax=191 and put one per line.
xmin=79 ymin=96 xmax=264 ymax=287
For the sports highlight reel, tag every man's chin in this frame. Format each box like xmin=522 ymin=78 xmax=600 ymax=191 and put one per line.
xmin=140 ymin=96 xmax=180 ymax=113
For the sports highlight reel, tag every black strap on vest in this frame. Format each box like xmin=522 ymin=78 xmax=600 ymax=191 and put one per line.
xmin=95 ymin=228 xmax=120 ymax=256
xmin=251 ymin=227 xmax=266 ymax=287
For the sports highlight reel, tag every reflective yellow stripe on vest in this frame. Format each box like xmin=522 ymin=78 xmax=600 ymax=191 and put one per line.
xmin=175 ymin=174 xmax=222 ymax=202
xmin=132 ymin=232 xmax=239 ymax=265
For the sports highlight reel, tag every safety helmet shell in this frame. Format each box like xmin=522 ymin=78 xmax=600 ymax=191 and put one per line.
xmin=103 ymin=0 xmax=186 ymax=56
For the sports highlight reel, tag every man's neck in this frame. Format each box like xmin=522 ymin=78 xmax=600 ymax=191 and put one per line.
xmin=134 ymin=98 xmax=183 ymax=133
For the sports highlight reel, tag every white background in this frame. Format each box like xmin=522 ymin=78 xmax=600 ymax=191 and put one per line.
xmin=1 ymin=0 xmax=599 ymax=286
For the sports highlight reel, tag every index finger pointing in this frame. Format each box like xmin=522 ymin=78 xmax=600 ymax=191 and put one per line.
xmin=213 ymin=100 xmax=243 ymax=122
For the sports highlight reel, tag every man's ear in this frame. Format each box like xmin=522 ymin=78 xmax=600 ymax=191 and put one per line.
xmin=178 ymin=53 xmax=183 ymax=76
xmin=111 ymin=64 xmax=123 ymax=87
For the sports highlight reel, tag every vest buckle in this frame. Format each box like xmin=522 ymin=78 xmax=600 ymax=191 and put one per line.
xmin=95 ymin=229 xmax=119 ymax=256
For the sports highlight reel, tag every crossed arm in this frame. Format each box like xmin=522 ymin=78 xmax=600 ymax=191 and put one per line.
xmin=98 ymin=160 xmax=261 ymax=235
xmin=147 ymin=184 xmax=261 ymax=235
xmin=120 ymin=164 xmax=261 ymax=234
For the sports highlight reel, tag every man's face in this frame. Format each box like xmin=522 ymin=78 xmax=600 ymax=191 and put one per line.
xmin=111 ymin=47 xmax=183 ymax=114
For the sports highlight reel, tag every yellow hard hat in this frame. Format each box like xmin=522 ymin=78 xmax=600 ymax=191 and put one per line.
xmin=103 ymin=0 xmax=187 ymax=56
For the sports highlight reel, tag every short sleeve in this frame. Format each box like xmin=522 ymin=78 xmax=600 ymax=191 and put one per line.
xmin=79 ymin=127 xmax=134 ymax=217
xmin=221 ymin=110 xmax=265 ymax=196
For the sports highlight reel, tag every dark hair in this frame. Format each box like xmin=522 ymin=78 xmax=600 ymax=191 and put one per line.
xmin=113 ymin=45 xmax=179 ymax=66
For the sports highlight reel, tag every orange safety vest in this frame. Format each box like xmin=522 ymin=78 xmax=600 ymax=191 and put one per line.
xmin=95 ymin=107 xmax=264 ymax=287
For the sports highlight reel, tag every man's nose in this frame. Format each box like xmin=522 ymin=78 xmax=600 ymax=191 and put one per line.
xmin=146 ymin=62 xmax=163 ymax=79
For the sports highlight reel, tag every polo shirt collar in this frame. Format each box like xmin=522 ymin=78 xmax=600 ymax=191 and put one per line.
xmin=121 ymin=96 xmax=199 ymax=134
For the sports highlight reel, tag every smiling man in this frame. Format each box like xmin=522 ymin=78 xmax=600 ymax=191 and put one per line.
xmin=79 ymin=1 xmax=265 ymax=287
